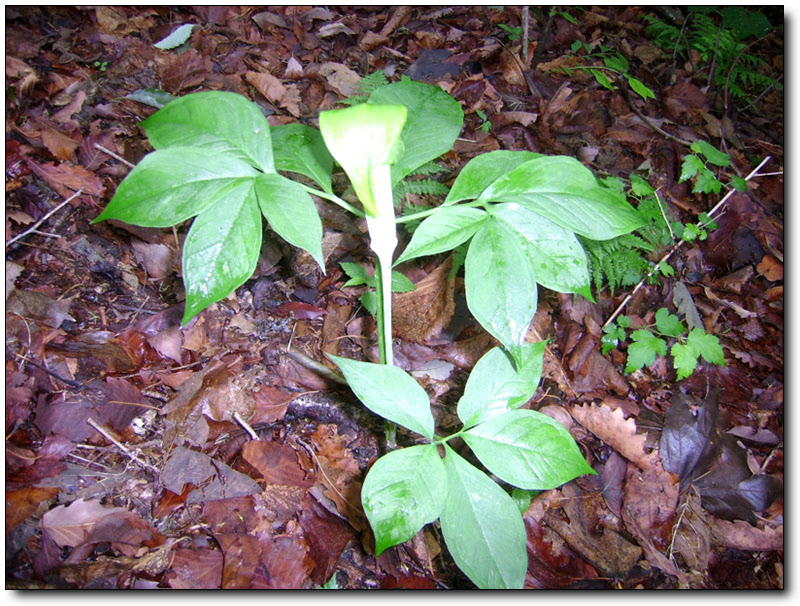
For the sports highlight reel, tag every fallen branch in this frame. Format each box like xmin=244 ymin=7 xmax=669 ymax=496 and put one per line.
xmin=603 ymin=155 xmax=774 ymax=328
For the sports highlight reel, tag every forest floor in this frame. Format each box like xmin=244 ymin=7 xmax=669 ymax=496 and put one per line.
xmin=5 ymin=6 xmax=784 ymax=589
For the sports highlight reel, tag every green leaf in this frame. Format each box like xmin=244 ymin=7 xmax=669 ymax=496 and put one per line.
xmin=463 ymin=409 xmax=596 ymax=490
xmin=626 ymin=329 xmax=668 ymax=373
xmin=630 ymin=174 xmax=655 ymax=197
xmin=329 ymin=356 xmax=435 ymax=440
xmin=592 ymin=69 xmax=614 ymax=90
xmin=394 ymin=206 xmax=487 ymax=265
xmin=690 ymin=140 xmax=731 ymax=167
xmin=439 ymin=446 xmax=527 ymax=589
xmin=679 ymin=155 xmax=705 ymax=182
xmin=681 ymin=223 xmax=703 ymax=242
xmin=457 ymin=343 xmax=546 ymax=429
xmin=687 ymin=329 xmax=726 ymax=365
xmin=655 ymin=307 xmax=686 ymax=338
xmin=153 ymin=23 xmax=196 ymax=50
xmin=94 ymin=148 xmax=258 ymax=227
xmin=255 ymin=173 xmax=324 ymax=270
xmin=671 ymin=341 xmax=699 ymax=380
xmin=141 ymin=91 xmax=275 ymax=173
xmin=362 ymin=445 xmax=447 ymax=555
xmin=181 ymin=181 xmax=262 ymax=324
xmin=391 ymin=271 xmax=416 ymax=293
xmin=730 ymin=175 xmax=748 ymax=192
xmin=465 ymin=220 xmax=538 ymax=354
xmin=492 ymin=202 xmax=593 ymax=300
xmin=340 ymin=262 xmax=368 ymax=288
xmin=368 ymin=80 xmax=464 ymax=183
xmin=271 ymin=123 xmax=335 ymax=193
xmin=627 ymin=76 xmax=656 ymax=100
xmin=601 ymin=322 xmax=627 ymax=354
xmin=693 ymin=169 xmax=723 ymax=194
xmin=477 ymin=156 xmax=645 ymax=240
xmin=445 ymin=151 xmax=543 ymax=205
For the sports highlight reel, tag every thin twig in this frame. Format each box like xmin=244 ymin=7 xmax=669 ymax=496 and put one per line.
xmin=94 ymin=143 xmax=135 ymax=169
xmin=603 ymin=155 xmax=773 ymax=328
xmin=6 ymin=188 xmax=83 ymax=248
xmin=87 ymin=417 xmax=160 ymax=474
xmin=233 ymin=411 xmax=260 ymax=440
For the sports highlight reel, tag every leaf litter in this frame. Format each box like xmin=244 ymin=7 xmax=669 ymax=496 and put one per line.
xmin=6 ymin=5 xmax=782 ymax=589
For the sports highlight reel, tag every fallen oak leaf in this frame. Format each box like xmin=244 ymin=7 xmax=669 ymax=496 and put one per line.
xmin=569 ymin=402 xmax=656 ymax=469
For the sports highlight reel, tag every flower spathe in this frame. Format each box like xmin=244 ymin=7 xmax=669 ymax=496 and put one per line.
xmin=318 ymin=103 xmax=407 ymax=220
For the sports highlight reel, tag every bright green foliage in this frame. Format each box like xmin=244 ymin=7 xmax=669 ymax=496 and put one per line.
xmin=604 ymin=308 xmax=725 ymax=380
xmin=679 ymin=141 xmax=741 ymax=195
xmin=397 ymin=152 xmax=643 ymax=361
xmin=94 ymin=91 xmax=325 ymax=325
xmin=332 ymin=345 xmax=595 ymax=589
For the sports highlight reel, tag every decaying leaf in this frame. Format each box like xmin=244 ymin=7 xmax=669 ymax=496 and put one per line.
xmin=570 ymin=402 xmax=655 ymax=469
xmin=160 ymin=446 xmax=261 ymax=503
xmin=392 ymin=258 xmax=455 ymax=343
xmin=660 ymin=389 xmax=783 ymax=524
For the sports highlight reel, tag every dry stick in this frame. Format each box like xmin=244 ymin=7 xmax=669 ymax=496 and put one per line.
xmin=603 ymin=155 xmax=773 ymax=329
xmin=87 ymin=417 xmax=160 ymax=474
xmin=6 ymin=188 xmax=83 ymax=248
xmin=233 ymin=411 xmax=260 ymax=441
xmin=94 ymin=143 xmax=135 ymax=169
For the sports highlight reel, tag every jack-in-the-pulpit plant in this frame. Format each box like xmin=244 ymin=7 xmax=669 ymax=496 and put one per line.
xmin=95 ymin=76 xmax=652 ymax=588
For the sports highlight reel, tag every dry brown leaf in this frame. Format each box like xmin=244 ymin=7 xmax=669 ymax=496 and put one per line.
xmin=245 ymin=70 xmax=301 ymax=116
xmin=317 ymin=62 xmax=361 ymax=98
xmin=712 ymin=519 xmax=783 ymax=551
xmin=569 ymin=402 xmax=655 ymax=469
xmin=756 ymin=254 xmax=783 ymax=282
xmin=23 ymin=158 xmax=105 ymax=198
xmin=392 ymin=258 xmax=455 ymax=343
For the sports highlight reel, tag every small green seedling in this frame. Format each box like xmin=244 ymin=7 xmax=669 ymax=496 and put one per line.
xmin=602 ymin=308 xmax=725 ymax=380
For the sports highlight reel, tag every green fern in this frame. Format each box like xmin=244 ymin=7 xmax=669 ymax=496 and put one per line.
xmin=581 ymin=176 xmax=677 ymax=294
xmin=644 ymin=8 xmax=781 ymax=102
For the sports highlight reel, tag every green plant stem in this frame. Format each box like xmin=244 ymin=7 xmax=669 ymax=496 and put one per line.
xmin=299 ymin=184 xmax=365 ymax=218
xmin=395 ymin=198 xmax=486 ymax=224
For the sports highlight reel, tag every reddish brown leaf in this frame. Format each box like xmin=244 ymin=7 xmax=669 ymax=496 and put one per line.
xmin=253 ymin=531 xmax=314 ymax=589
xmin=217 ymin=533 xmax=260 ymax=589
xmin=241 ymin=440 xmax=312 ymax=487
xmin=299 ymin=495 xmax=354 ymax=586
xmin=166 ymin=548 xmax=224 ymax=589
xmin=23 ymin=157 xmax=105 ymax=198
xmin=6 ymin=486 xmax=60 ymax=534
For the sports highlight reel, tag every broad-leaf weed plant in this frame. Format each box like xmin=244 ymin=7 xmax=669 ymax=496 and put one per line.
xmin=96 ymin=77 xmax=659 ymax=588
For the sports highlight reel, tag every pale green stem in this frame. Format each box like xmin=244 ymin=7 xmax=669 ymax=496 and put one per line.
xmin=298 ymin=183 xmax=366 ymax=218
xmin=366 ymin=164 xmax=398 ymax=448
